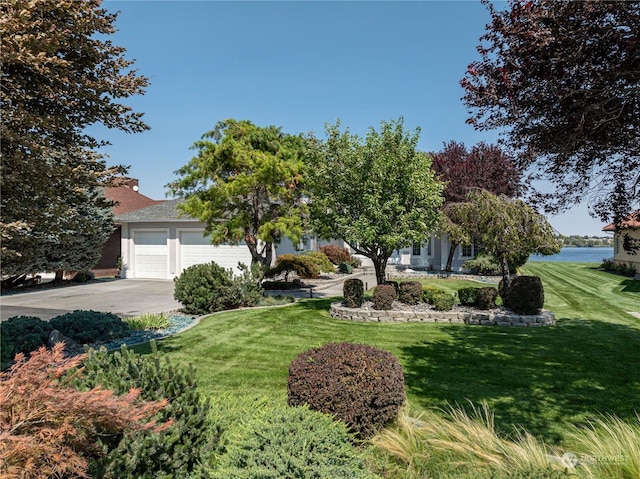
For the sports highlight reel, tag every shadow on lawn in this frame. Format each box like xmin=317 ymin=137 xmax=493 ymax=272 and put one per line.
xmin=400 ymin=318 xmax=640 ymax=444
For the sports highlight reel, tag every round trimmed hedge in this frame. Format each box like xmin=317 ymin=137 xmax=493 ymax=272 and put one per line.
xmin=287 ymin=342 xmax=405 ymax=439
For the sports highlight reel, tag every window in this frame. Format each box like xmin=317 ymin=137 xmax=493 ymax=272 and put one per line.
xmin=462 ymin=243 xmax=473 ymax=257
xmin=412 ymin=242 xmax=421 ymax=256
xmin=427 ymin=238 xmax=432 ymax=256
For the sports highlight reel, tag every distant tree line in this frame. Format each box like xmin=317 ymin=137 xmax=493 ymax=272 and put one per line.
xmin=558 ymin=235 xmax=614 ymax=248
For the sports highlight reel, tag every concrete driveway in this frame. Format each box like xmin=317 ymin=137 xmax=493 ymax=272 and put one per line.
xmin=0 ymin=278 xmax=181 ymax=321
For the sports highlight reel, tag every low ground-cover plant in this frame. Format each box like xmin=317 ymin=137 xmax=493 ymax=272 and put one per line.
xmin=0 ymin=315 xmax=53 ymax=369
xmin=209 ymin=404 xmax=376 ymax=479
xmin=288 ymin=342 xmax=405 ymax=439
xmin=0 ymin=344 xmax=168 ymax=479
xmin=49 ymin=310 xmax=131 ymax=344
xmin=123 ymin=312 xmax=170 ymax=331
xmin=174 ymin=262 xmax=262 ymax=315
xmin=73 ymin=343 xmax=218 ymax=478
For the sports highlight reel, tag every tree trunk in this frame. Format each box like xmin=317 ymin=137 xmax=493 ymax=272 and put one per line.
xmin=500 ymin=256 xmax=511 ymax=290
xmin=372 ymin=258 xmax=387 ymax=285
xmin=54 ymin=270 xmax=64 ymax=283
xmin=445 ymin=243 xmax=458 ymax=272
xmin=245 ymin=233 xmax=272 ymax=272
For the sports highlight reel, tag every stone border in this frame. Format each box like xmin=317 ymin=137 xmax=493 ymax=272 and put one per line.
xmin=330 ymin=302 xmax=556 ymax=327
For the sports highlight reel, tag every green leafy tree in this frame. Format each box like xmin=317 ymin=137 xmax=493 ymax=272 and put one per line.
xmin=306 ymin=118 xmax=445 ymax=285
xmin=450 ymin=190 xmax=561 ymax=288
xmin=167 ymin=119 xmax=308 ymax=271
xmin=1 ymin=0 xmax=149 ymax=278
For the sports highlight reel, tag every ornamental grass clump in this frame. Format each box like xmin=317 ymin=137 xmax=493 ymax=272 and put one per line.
xmin=287 ymin=342 xmax=405 ymax=439
xmin=343 ymin=278 xmax=364 ymax=308
xmin=373 ymin=284 xmax=397 ymax=310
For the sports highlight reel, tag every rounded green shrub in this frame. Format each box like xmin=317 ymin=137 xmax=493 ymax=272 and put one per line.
xmin=210 ymin=405 xmax=376 ymax=479
xmin=431 ymin=291 xmax=456 ymax=311
xmin=174 ymin=261 xmax=261 ymax=315
xmin=287 ymin=342 xmax=405 ymax=439
xmin=477 ymin=287 xmax=499 ymax=310
xmin=501 ymin=276 xmax=544 ymax=315
xmin=302 ymin=251 xmax=336 ymax=273
xmin=50 ymin=310 xmax=130 ymax=344
xmin=338 ymin=261 xmax=354 ymax=274
xmin=458 ymin=287 xmax=480 ymax=306
xmin=398 ymin=281 xmax=422 ymax=305
xmin=373 ymin=284 xmax=397 ymax=310
xmin=422 ymin=286 xmax=447 ymax=304
xmin=74 ymin=343 xmax=218 ymax=478
xmin=1 ymin=316 xmax=53 ymax=368
xmin=343 ymin=278 xmax=364 ymax=308
xmin=265 ymin=254 xmax=319 ymax=281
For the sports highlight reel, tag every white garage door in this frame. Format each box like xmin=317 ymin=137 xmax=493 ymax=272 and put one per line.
xmin=133 ymin=230 xmax=169 ymax=279
xmin=179 ymin=231 xmax=253 ymax=275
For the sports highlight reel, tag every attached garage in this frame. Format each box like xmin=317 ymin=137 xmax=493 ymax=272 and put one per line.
xmin=178 ymin=230 xmax=253 ymax=275
xmin=132 ymin=230 xmax=169 ymax=279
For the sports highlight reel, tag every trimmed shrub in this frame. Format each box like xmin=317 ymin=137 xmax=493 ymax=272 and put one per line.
xmin=74 ymin=343 xmax=218 ymax=479
xmin=458 ymin=287 xmax=480 ymax=306
xmin=210 ymin=405 xmax=376 ymax=479
xmin=502 ymin=276 xmax=544 ymax=315
xmin=338 ymin=261 xmax=354 ymax=274
xmin=174 ymin=262 xmax=262 ymax=315
xmin=1 ymin=316 xmax=53 ymax=369
xmin=265 ymin=254 xmax=319 ymax=281
xmin=398 ymin=281 xmax=422 ymax=305
xmin=422 ymin=286 xmax=447 ymax=304
xmin=343 ymin=278 xmax=364 ymax=308
xmin=50 ymin=310 xmax=130 ymax=344
xmin=463 ymin=254 xmax=502 ymax=275
xmin=385 ymin=280 xmax=399 ymax=292
xmin=431 ymin=291 xmax=456 ymax=311
xmin=319 ymin=244 xmax=352 ymax=265
xmin=348 ymin=256 xmax=362 ymax=269
xmin=373 ymin=284 xmax=396 ymax=310
xmin=302 ymin=251 xmax=336 ymax=273
xmin=477 ymin=287 xmax=499 ymax=310
xmin=287 ymin=342 xmax=405 ymax=439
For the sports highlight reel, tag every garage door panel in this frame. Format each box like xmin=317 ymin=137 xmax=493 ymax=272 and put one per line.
xmin=179 ymin=231 xmax=252 ymax=274
xmin=133 ymin=231 xmax=168 ymax=279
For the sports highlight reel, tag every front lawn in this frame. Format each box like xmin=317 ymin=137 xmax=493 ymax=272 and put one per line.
xmin=135 ymin=262 xmax=640 ymax=445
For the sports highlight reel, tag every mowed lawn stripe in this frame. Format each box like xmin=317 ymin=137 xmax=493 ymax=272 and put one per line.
xmin=135 ymin=262 xmax=640 ymax=444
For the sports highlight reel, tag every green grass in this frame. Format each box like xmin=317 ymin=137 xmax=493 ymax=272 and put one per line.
xmin=135 ymin=262 xmax=640 ymax=445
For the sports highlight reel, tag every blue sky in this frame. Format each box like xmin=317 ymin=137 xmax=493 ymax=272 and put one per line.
xmin=98 ymin=0 xmax=609 ymax=237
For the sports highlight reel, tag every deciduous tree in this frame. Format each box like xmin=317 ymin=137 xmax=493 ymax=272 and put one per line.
xmin=1 ymin=0 xmax=149 ymax=277
xmin=306 ymin=118 xmax=445 ymax=285
xmin=167 ymin=119 xmax=308 ymax=270
xmin=432 ymin=141 xmax=522 ymax=270
xmin=450 ymin=190 xmax=561 ymax=288
xmin=461 ymin=0 xmax=640 ymax=225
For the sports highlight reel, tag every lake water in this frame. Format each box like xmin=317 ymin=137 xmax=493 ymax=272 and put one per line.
xmin=528 ymin=247 xmax=613 ymax=263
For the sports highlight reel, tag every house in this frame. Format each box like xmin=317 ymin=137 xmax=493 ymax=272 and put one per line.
xmin=603 ymin=211 xmax=640 ymax=276
xmin=115 ymin=199 xmax=254 ymax=279
xmin=93 ymin=178 xmax=160 ymax=277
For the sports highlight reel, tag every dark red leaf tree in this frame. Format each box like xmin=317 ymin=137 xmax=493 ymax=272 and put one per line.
xmin=461 ymin=0 xmax=640 ymax=225
xmin=431 ymin=140 xmax=522 ymax=270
